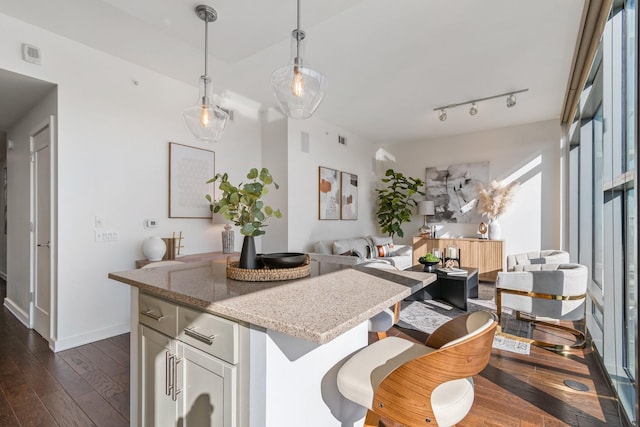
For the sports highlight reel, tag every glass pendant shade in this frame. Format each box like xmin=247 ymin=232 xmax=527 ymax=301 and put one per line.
xmin=184 ymin=5 xmax=227 ymax=142
xmin=271 ymin=27 xmax=327 ymax=119
xmin=183 ymin=75 xmax=228 ymax=142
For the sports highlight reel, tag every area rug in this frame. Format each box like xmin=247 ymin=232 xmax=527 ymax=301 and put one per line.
xmin=397 ymin=298 xmax=532 ymax=355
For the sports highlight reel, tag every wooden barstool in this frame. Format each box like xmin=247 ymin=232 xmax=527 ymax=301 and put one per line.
xmin=337 ymin=311 xmax=497 ymax=426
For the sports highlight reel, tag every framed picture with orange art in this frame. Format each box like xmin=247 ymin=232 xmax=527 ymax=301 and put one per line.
xmin=340 ymin=171 xmax=358 ymax=220
xmin=318 ymin=166 xmax=339 ymax=220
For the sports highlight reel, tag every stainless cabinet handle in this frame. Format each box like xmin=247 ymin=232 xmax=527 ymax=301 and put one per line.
xmin=140 ymin=309 xmax=165 ymax=321
xmin=171 ymin=356 xmax=182 ymax=402
xmin=184 ymin=327 xmax=216 ymax=345
xmin=165 ymin=351 xmax=172 ymax=396
xmin=37 ymin=241 xmax=50 ymax=248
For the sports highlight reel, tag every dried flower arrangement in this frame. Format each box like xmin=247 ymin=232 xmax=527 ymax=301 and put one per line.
xmin=477 ymin=180 xmax=519 ymax=220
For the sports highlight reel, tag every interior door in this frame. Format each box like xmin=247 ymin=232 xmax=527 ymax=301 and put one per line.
xmin=31 ymin=117 xmax=53 ymax=340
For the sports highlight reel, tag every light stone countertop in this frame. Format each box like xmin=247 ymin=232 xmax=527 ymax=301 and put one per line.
xmin=109 ymin=261 xmax=436 ymax=344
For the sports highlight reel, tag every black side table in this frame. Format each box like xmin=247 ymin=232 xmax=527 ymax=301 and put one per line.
xmin=405 ymin=265 xmax=479 ymax=311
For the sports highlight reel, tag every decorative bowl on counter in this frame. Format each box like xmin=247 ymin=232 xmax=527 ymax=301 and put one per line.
xmin=261 ymin=252 xmax=307 ymax=269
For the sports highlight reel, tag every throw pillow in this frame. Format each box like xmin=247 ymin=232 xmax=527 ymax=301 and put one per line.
xmin=376 ymin=244 xmax=392 ymax=257
xmin=371 ymin=235 xmax=394 ymax=247
xmin=332 ymin=240 xmax=352 ymax=255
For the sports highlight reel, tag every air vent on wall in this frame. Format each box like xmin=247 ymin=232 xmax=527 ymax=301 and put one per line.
xmin=338 ymin=135 xmax=347 ymax=145
xmin=221 ymin=108 xmax=234 ymax=121
xmin=22 ymin=43 xmax=41 ymax=65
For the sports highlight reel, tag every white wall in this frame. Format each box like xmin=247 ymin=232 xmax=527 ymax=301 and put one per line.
xmin=0 ymin=13 xmax=261 ymax=350
xmin=261 ymin=109 xmax=289 ymax=254
xmin=383 ymin=119 xmax=562 ymax=257
xmin=285 ymin=116 xmax=380 ymax=252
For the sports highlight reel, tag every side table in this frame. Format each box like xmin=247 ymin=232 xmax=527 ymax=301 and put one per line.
xmin=404 ymin=265 xmax=479 ymax=311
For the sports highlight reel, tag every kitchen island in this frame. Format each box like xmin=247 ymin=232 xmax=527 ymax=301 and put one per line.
xmin=109 ymin=261 xmax=435 ymax=426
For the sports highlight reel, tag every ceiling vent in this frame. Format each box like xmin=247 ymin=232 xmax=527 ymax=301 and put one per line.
xmin=22 ymin=43 xmax=41 ymax=65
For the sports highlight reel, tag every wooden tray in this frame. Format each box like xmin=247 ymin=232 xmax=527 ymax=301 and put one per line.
xmin=226 ymin=254 xmax=310 ymax=282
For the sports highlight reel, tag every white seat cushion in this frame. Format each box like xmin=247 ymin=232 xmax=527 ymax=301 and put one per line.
xmin=431 ymin=378 xmax=475 ymax=426
xmin=337 ymin=337 xmax=435 ymax=409
xmin=367 ymin=308 xmax=394 ymax=333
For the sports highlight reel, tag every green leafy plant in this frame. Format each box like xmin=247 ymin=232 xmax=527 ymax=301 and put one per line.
xmin=206 ymin=168 xmax=282 ymax=237
xmin=375 ymin=169 xmax=425 ymax=238
xmin=419 ymin=253 xmax=440 ymax=263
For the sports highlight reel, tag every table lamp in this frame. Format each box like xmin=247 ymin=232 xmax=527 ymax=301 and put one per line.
xmin=417 ymin=200 xmax=435 ymax=236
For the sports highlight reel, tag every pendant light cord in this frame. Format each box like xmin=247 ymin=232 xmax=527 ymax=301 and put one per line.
xmin=295 ymin=0 xmax=301 ymax=61
xmin=203 ymin=13 xmax=209 ymax=100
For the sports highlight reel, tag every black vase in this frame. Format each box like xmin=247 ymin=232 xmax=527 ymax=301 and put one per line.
xmin=239 ymin=236 xmax=258 ymax=269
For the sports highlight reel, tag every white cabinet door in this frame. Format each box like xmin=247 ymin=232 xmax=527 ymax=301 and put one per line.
xmin=177 ymin=342 xmax=237 ymax=427
xmin=139 ymin=325 xmax=177 ymax=426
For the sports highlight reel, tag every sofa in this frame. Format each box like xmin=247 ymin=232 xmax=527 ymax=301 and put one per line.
xmin=309 ymin=235 xmax=413 ymax=275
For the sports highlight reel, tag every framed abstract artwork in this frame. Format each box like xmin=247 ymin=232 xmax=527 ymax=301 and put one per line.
xmin=340 ymin=171 xmax=358 ymax=220
xmin=425 ymin=161 xmax=489 ymax=223
xmin=318 ymin=166 xmax=340 ymax=220
xmin=169 ymin=142 xmax=215 ymax=218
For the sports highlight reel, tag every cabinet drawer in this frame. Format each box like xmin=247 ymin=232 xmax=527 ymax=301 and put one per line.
xmin=178 ymin=307 xmax=238 ymax=364
xmin=139 ymin=293 xmax=178 ymax=337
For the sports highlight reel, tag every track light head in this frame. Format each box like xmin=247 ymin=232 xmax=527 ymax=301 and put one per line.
xmin=469 ymin=103 xmax=478 ymax=116
xmin=506 ymin=94 xmax=516 ymax=108
xmin=439 ymin=109 xmax=447 ymax=122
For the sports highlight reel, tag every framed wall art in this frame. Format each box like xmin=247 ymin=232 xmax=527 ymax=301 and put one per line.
xmin=169 ymin=142 xmax=215 ymax=218
xmin=425 ymin=161 xmax=489 ymax=223
xmin=318 ymin=166 xmax=340 ymax=220
xmin=340 ymin=171 xmax=358 ymax=220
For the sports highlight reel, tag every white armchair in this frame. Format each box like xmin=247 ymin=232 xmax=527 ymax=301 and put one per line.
xmin=496 ymin=263 xmax=588 ymax=352
xmin=506 ymin=249 xmax=570 ymax=271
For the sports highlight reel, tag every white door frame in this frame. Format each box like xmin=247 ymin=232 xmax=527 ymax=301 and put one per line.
xmin=29 ymin=115 xmax=56 ymax=347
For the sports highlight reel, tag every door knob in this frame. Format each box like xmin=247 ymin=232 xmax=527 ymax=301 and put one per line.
xmin=36 ymin=241 xmax=50 ymax=248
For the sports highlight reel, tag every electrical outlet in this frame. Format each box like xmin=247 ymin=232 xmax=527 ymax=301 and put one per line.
xmin=144 ymin=218 xmax=158 ymax=229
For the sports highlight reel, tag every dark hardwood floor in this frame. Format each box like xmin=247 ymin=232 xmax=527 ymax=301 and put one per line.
xmin=0 ymin=278 xmax=625 ymax=426
xmin=0 ymin=279 xmax=129 ymax=426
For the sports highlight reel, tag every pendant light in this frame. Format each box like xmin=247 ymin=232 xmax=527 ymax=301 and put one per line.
xmin=183 ymin=5 xmax=229 ymax=142
xmin=271 ymin=0 xmax=328 ymax=119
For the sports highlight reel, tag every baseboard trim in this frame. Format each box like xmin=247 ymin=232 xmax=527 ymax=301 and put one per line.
xmin=3 ymin=298 xmax=29 ymax=327
xmin=50 ymin=322 xmax=131 ymax=352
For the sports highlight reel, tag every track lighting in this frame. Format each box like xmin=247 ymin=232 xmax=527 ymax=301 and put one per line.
xmin=434 ymin=88 xmax=528 ymax=122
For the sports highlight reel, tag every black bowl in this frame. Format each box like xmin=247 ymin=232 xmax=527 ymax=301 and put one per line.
xmin=261 ymin=252 xmax=307 ymax=269
xmin=418 ymin=259 xmax=440 ymax=266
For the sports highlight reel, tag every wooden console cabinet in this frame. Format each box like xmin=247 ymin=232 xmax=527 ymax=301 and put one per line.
xmin=412 ymin=237 xmax=504 ymax=281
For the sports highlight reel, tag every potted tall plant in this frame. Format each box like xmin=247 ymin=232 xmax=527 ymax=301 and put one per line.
xmin=375 ymin=169 xmax=425 ymax=238
xmin=206 ymin=167 xmax=282 ymax=269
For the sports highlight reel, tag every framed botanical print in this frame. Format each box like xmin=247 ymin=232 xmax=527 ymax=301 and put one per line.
xmin=318 ymin=166 xmax=340 ymax=220
xmin=169 ymin=142 xmax=215 ymax=218
xmin=340 ymin=171 xmax=358 ymax=220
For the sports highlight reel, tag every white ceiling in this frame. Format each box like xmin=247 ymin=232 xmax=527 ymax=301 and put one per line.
xmin=0 ymin=0 xmax=587 ymax=144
